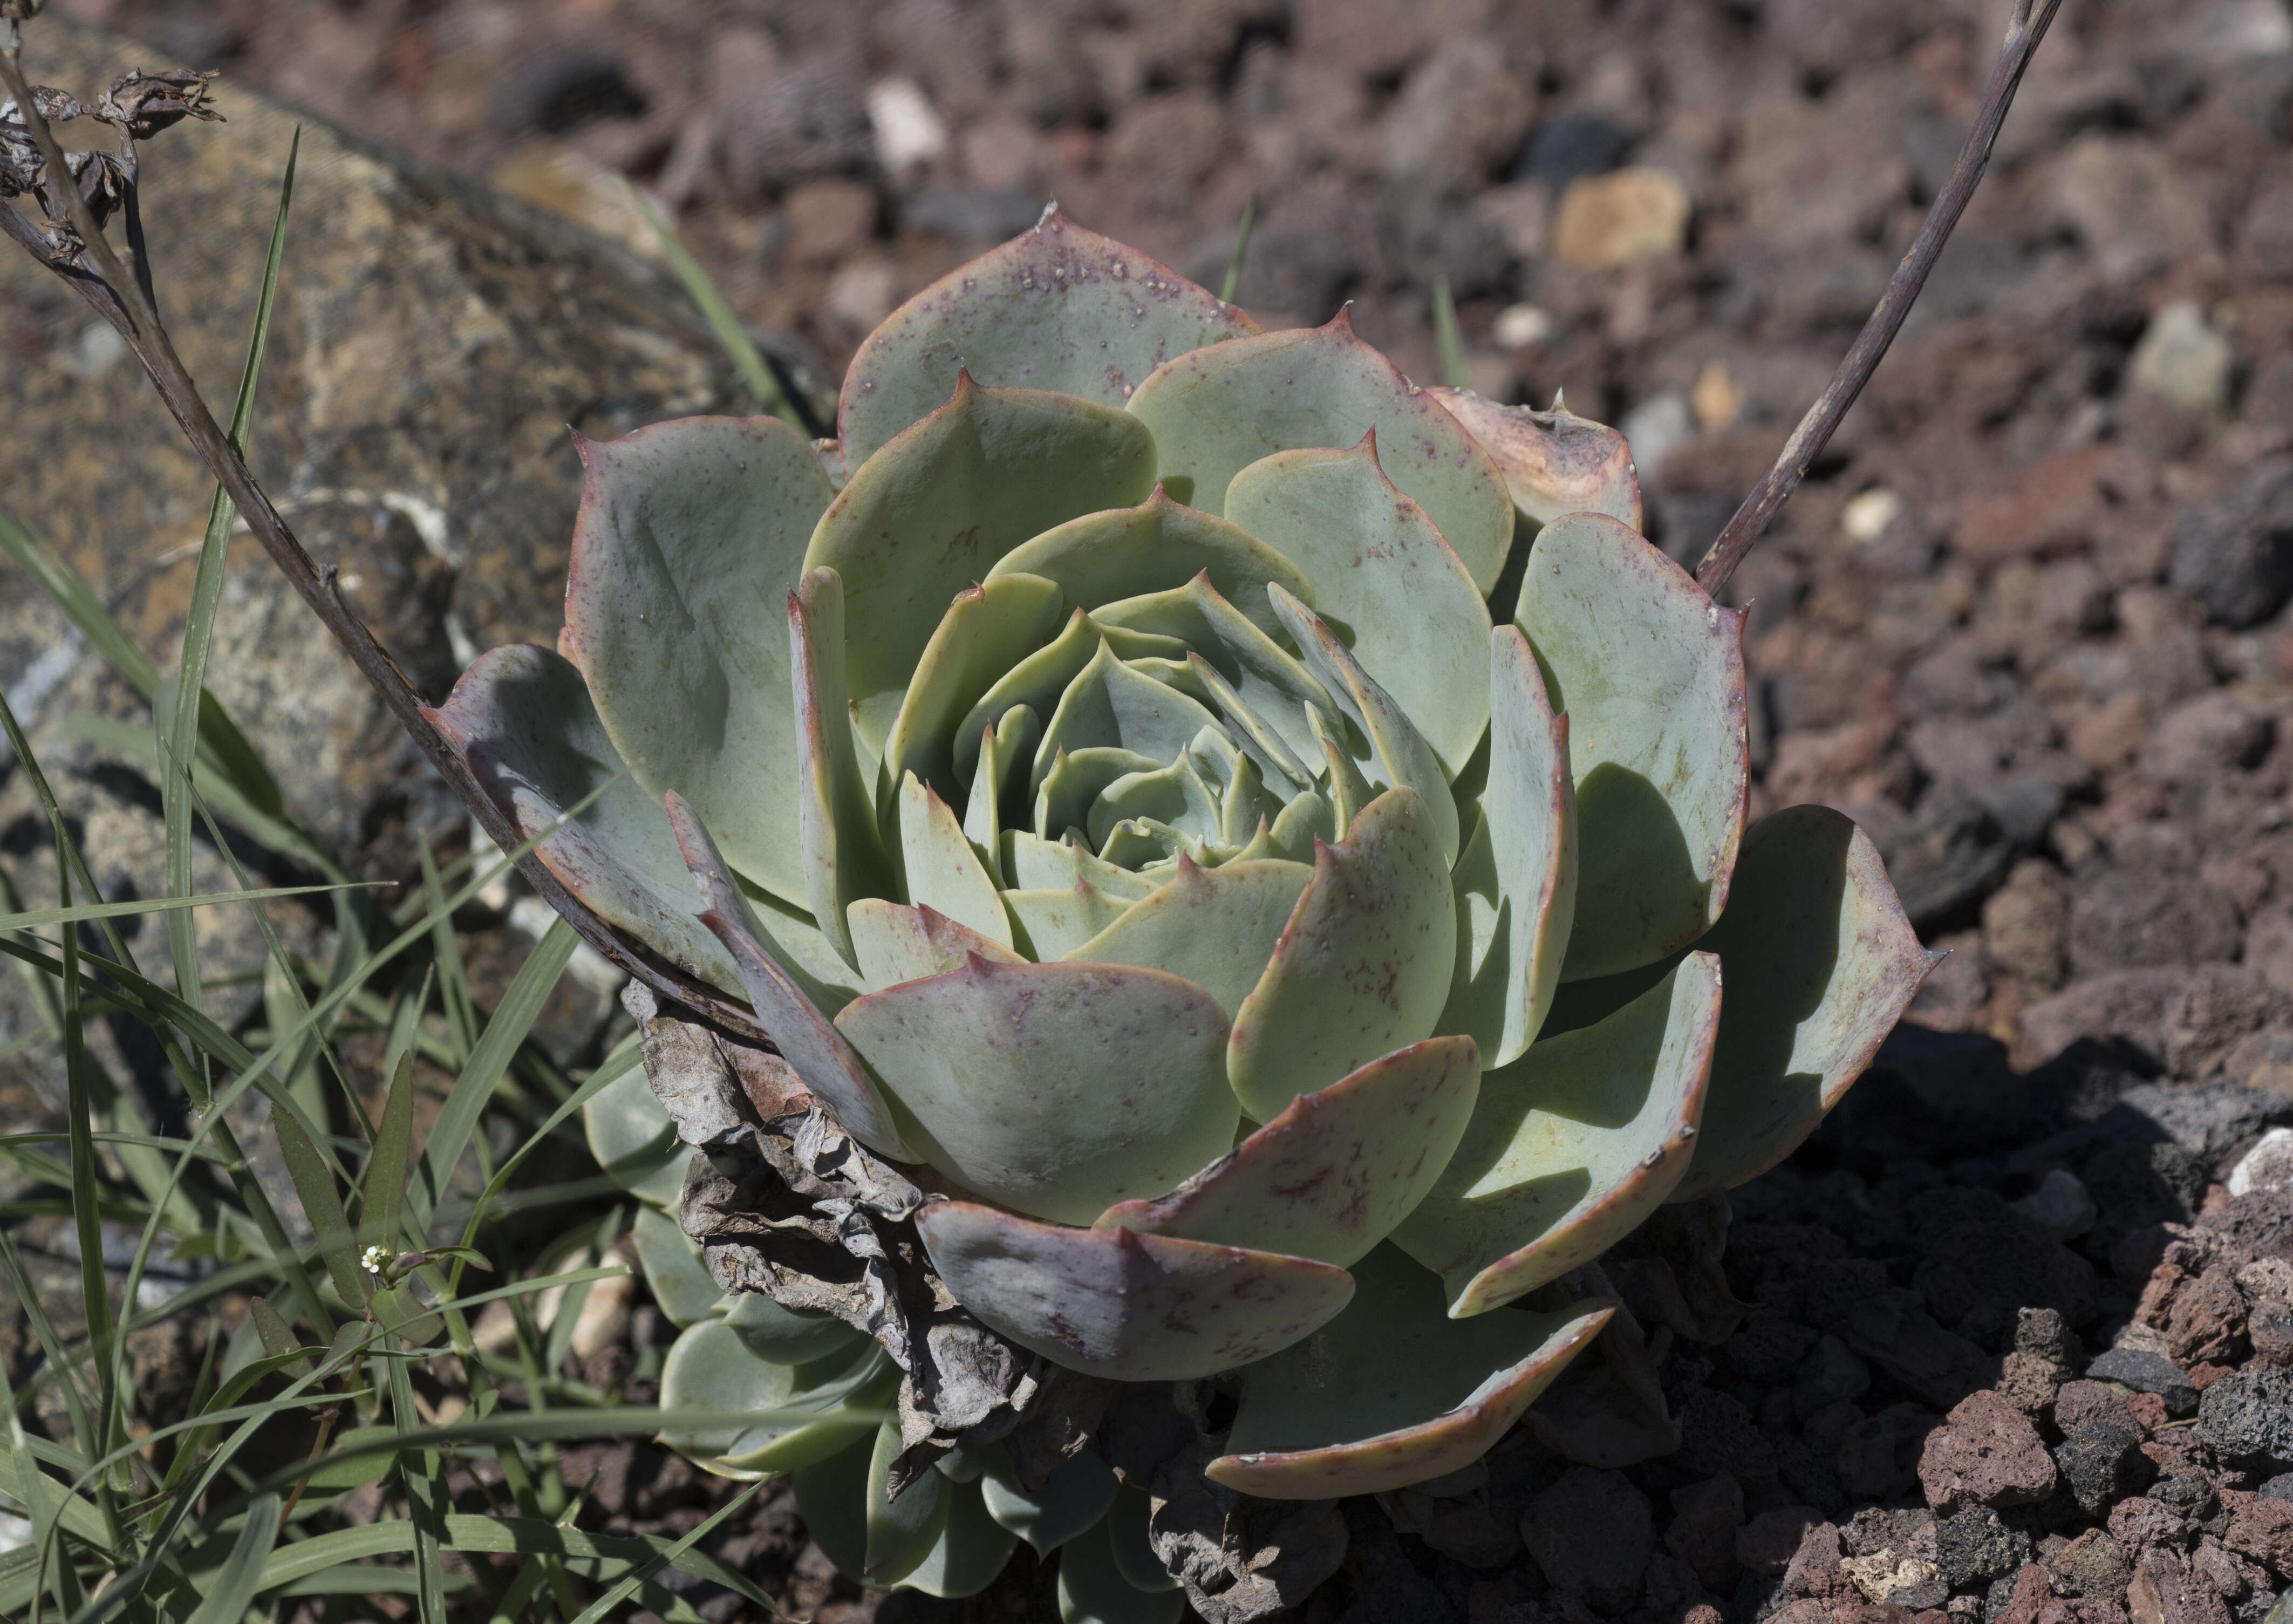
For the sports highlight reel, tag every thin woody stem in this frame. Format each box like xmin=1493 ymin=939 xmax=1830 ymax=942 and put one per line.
xmin=1693 ymin=0 xmax=2065 ymax=596
xmin=0 ymin=42 xmax=770 ymax=1040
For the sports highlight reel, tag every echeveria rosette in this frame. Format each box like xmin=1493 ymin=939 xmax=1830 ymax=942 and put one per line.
xmin=432 ymin=209 xmax=1933 ymax=1539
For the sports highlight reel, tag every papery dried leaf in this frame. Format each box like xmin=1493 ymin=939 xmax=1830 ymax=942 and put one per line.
xmin=1098 ymin=1384 xmax=1349 ymax=1624
xmin=68 ymin=148 xmax=126 ymax=230
xmin=625 ymin=984 xmax=1041 ymax=1494
xmin=99 ymin=68 xmax=222 ymax=139
xmin=1150 ymin=1435 xmax=1349 ymax=1622
xmin=29 ymin=86 xmax=83 ymax=123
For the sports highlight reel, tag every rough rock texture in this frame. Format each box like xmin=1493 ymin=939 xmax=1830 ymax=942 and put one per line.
xmin=0 ymin=20 xmax=774 ymax=934
xmin=1918 ymin=1390 xmax=2058 ymax=1514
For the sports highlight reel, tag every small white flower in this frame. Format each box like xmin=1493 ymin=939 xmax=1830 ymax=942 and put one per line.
xmin=360 ymin=1244 xmax=388 ymax=1275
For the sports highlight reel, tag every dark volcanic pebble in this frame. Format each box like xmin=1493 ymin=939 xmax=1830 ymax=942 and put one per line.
xmin=2088 ymin=1348 xmax=2201 ymax=1417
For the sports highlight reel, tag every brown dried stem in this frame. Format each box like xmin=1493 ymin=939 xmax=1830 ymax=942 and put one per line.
xmin=1693 ymin=0 xmax=2064 ymax=596
xmin=0 ymin=37 xmax=770 ymax=1041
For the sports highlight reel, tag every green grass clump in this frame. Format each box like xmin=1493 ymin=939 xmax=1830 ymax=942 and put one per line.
xmin=0 ymin=137 xmax=813 ymax=1624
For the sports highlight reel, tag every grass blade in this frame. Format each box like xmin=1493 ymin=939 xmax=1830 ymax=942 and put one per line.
xmin=565 ymin=1478 xmax=769 ymax=1624
xmin=0 ymin=1339 xmax=88 ymax=1624
xmin=161 ymin=129 xmax=298 ymax=1020
xmin=361 ymin=1051 xmax=415 ymax=1258
xmin=0 ymin=689 xmax=123 ymax=1490
xmin=63 ymin=713 xmax=337 ymax=877
xmin=1220 ymin=193 xmax=1257 ymax=305
xmin=387 ymin=1338 xmax=449 ymax=1624
xmin=410 ymin=918 xmax=577 ymax=1227
xmin=271 ymin=1106 xmax=369 ymax=1310
xmin=418 ymin=839 xmax=476 ymax=1063
xmin=1433 ymin=275 xmax=1468 ymax=390
xmin=0 ymin=513 xmax=292 ymax=827
xmin=181 ymin=1492 xmax=280 ymax=1624
xmin=0 ymin=881 xmax=367 ymax=932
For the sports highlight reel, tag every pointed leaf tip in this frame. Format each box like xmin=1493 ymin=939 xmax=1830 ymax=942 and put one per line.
xmin=838 ymin=215 xmax=1254 ymax=468
xmin=1097 ymin=1034 xmax=1480 ymax=1267
xmin=1128 ymin=312 xmax=1513 ymax=592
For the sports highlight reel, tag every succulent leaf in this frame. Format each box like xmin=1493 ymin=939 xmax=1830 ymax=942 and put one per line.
xmin=424 ymin=645 xmax=742 ymax=994
xmin=1671 ymin=805 xmax=1935 ymax=1200
xmin=1206 ymin=1245 xmax=1614 ymax=1498
xmin=900 ymin=1478 xmax=1021 ymax=1599
xmin=1515 ymin=514 xmax=1749 ymax=980
xmin=1304 ymin=704 xmax=1375 ymax=838
xmin=1126 ymin=310 xmax=1514 ymax=593
xmin=1271 ymin=585 xmax=1459 ymax=863
xmin=914 ymin=1199 xmax=1355 ymax=1380
xmin=659 ymin=1320 xmax=886 ymax=1478
xmin=963 ymin=708 xmax=1038 ymax=877
xmin=1031 ymin=642 xmax=1228 ymax=799
xmin=985 ymin=484 xmax=1314 ymax=645
xmin=835 ymin=957 xmax=1238 ymax=1224
xmin=562 ymin=415 xmax=837 ymax=907
xmin=897 ymin=772 xmax=1015 ymax=947
xmin=1225 ymin=436 xmax=1493 ymax=774
xmin=839 ymin=206 xmax=1256 ymax=471
xmin=1096 ymin=1034 xmax=1480 ymax=1266
xmin=792 ymin=567 xmax=895 ymax=968
xmin=953 ymin=611 xmax=1182 ymax=781
xmin=1065 ymin=854 xmax=1311 ymax=1020
xmin=1035 ymin=746 xmax=1163 ymax=845
xmin=1002 ymin=829 xmax=1162 ymax=900
xmin=866 ymin=1417 xmax=953 ymax=1585
xmin=1428 ymin=388 xmax=1643 ymax=531
xmin=1104 ymin=1485 xmax=1180 ymax=1593
xmin=794 ymin=1436 xmax=873 ymax=1577
xmin=1004 ymin=878 xmax=1140 ymax=960
xmin=1440 ymin=627 xmax=1578 ymax=1068
xmin=630 ymin=1204 xmax=722 ymax=1326
xmin=1227 ymin=788 xmax=1458 ymax=1122
xmin=848 ymin=899 xmax=1023 ymax=993
xmin=882 ymin=572 xmax=1067 ymax=811
xmin=1267 ymin=789 xmax=1337 ymax=863
xmin=721 ymin=1288 xmax=866 ymax=1366
xmin=806 ymin=374 xmax=1157 ymax=750
xmin=1392 ymin=952 xmax=1720 ymax=1315
xmin=667 ymin=791 xmax=920 ymax=1161
xmin=1089 ymin=755 xmax=1224 ymax=853
xmin=1097 ymin=575 xmax=1332 ymax=769
xmin=1059 ymin=1515 xmax=1188 ymax=1624
xmin=981 ymin=1444 xmax=1118 ymax=1555
xmin=581 ymin=1053 xmax=686 ymax=1208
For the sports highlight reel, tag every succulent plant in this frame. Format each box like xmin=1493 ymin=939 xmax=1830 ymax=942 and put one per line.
xmin=433 ymin=208 xmax=1931 ymax=1611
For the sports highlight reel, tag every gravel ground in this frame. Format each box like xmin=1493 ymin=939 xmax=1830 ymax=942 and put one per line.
xmin=17 ymin=1 xmax=2293 ymax=1621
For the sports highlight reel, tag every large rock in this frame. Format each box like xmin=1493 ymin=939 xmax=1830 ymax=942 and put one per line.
xmin=0 ymin=17 xmax=809 ymax=1063
xmin=0 ymin=21 xmax=793 ymax=878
